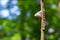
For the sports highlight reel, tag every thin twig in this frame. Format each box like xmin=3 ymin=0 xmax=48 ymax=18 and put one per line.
xmin=58 ymin=0 xmax=60 ymax=20
xmin=40 ymin=0 xmax=46 ymax=40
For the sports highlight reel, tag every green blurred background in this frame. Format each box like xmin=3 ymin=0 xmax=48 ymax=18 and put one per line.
xmin=0 ymin=0 xmax=60 ymax=40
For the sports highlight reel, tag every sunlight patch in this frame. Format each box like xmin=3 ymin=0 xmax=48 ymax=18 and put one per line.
xmin=1 ymin=9 xmax=9 ymax=18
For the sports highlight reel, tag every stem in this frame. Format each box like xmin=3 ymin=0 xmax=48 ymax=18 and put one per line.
xmin=41 ymin=29 xmax=45 ymax=40
xmin=58 ymin=0 xmax=60 ymax=20
xmin=40 ymin=0 xmax=46 ymax=40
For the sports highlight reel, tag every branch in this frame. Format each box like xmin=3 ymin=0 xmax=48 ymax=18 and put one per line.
xmin=40 ymin=0 xmax=46 ymax=40
xmin=58 ymin=0 xmax=60 ymax=20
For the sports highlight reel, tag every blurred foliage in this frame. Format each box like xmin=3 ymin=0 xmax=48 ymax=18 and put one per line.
xmin=0 ymin=0 xmax=60 ymax=40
